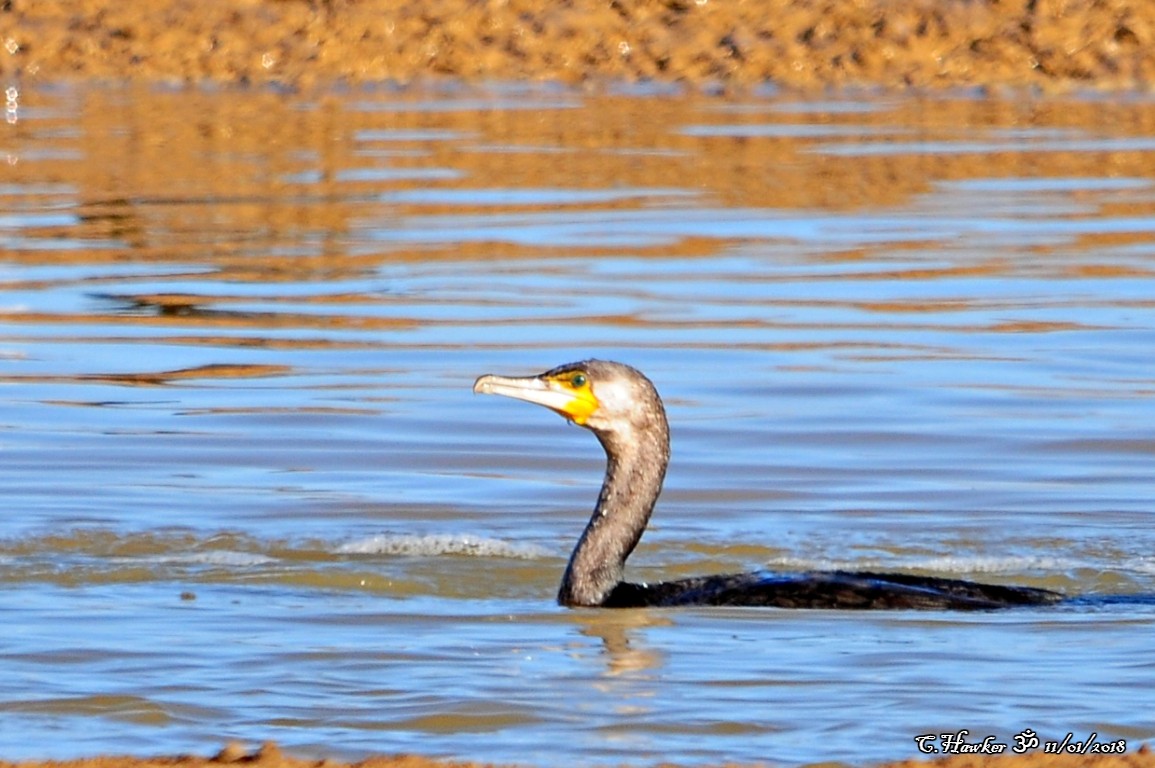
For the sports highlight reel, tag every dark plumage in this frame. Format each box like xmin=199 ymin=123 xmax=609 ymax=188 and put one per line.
xmin=474 ymin=359 xmax=1063 ymax=610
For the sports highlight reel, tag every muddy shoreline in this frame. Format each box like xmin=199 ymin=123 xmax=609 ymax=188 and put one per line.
xmin=4 ymin=0 xmax=1155 ymax=91
xmin=2 ymin=740 xmax=1154 ymax=768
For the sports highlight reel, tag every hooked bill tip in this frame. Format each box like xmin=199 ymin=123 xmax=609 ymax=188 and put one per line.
xmin=472 ymin=374 xmax=496 ymax=395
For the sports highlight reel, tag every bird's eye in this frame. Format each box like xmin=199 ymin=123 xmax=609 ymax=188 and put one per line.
xmin=571 ymin=373 xmax=587 ymax=388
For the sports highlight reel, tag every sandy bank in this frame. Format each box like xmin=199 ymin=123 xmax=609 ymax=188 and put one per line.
xmin=3 ymin=741 xmax=1154 ymax=768
xmin=4 ymin=0 xmax=1154 ymax=90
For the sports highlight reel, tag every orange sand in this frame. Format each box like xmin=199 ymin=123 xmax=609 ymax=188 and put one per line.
xmin=2 ymin=740 xmax=1154 ymax=768
xmin=3 ymin=0 xmax=1154 ymax=91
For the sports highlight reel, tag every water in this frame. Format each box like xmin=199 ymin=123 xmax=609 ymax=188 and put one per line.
xmin=3 ymin=82 xmax=1155 ymax=766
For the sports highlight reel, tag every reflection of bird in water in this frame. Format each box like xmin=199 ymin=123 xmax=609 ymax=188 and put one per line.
xmin=474 ymin=359 xmax=1063 ymax=610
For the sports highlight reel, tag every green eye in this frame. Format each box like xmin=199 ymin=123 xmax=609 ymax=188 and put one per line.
xmin=571 ymin=373 xmax=587 ymax=388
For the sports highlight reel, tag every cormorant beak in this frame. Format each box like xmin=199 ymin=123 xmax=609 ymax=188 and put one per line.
xmin=473 ymin=372 xmax=598 ymax=425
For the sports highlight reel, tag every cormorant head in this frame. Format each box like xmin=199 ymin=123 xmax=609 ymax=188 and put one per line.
xmin=473 ymin=359 xmax=666 ymax=439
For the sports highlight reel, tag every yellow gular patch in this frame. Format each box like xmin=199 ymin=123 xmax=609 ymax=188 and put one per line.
xmin=550 ymin=371 xmax=599 ymax=425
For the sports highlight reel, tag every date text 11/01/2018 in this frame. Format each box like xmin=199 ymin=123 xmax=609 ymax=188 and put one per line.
xmin=914 ymin=729 xmax=1128 ymax=756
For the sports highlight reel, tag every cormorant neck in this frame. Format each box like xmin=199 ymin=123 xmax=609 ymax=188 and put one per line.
xmin=557 ymin=416 xmax=669 ymax=607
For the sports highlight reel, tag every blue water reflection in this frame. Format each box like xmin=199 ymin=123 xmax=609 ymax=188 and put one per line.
xmin=1 ymin=83 xmax=1154 ymax=766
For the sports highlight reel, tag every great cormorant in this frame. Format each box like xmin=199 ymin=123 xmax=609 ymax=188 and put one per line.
xmin=474 ymin=359 xmax=1063 ymax=610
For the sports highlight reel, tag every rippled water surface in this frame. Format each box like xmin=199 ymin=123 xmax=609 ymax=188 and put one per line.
xmin=3 ymin=83 xmax=1155 ymax=766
